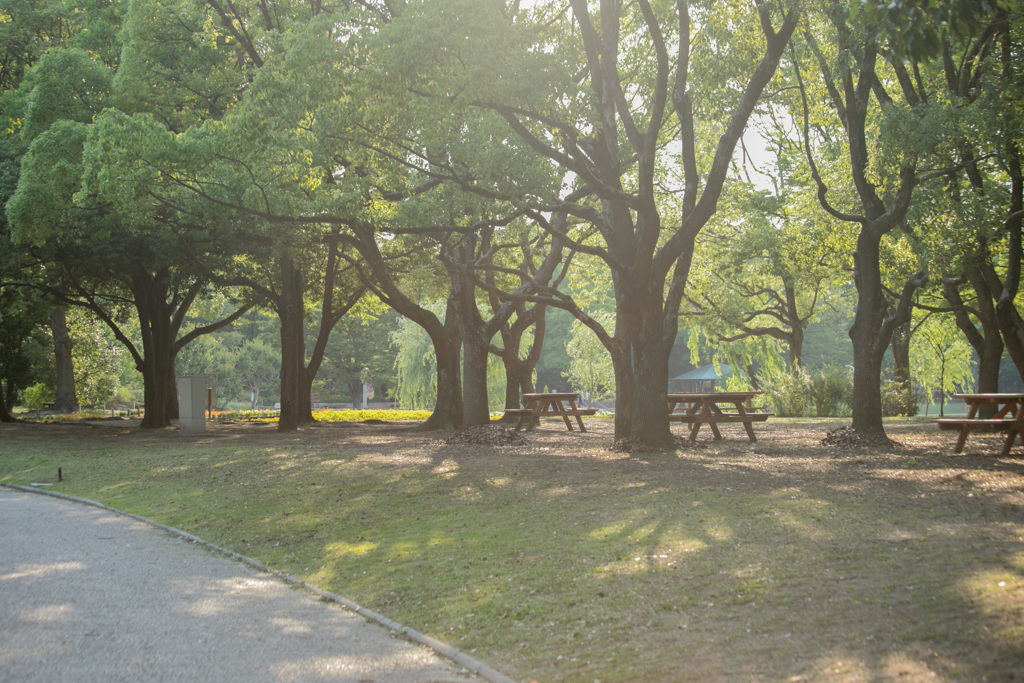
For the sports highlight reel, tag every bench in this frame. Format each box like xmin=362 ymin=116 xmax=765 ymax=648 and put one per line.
xmin=669 ymin=412 xmax=772 ymax=423
xmin=935 ymin=417 xmax=1022 ymax=457
xmin=565 ymin=408 xmax=598 ymax=416
xmin=505 ymin=408 xmax=598 ymax=416
xmin=512 ymin=394 xmax=598 ymax=432
xmin=936 ymin=418 xmax=1016 ymax=432
xmin=934 ymin=394 xmax=1023 ymax=456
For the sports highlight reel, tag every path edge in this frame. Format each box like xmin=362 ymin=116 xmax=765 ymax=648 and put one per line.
xmin=1 ymin=482 xmax=518 ymax=683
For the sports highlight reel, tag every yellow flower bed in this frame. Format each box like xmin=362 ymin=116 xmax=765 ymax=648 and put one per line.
xmin=314 ymin=408 xmax=432 ymax=422
xmin=209 ymin=408 xmax=432 ymax=423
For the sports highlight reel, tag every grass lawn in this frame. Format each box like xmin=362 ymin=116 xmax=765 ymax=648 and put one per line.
xmin=2 ymin=416 xmax=1022 ymax=682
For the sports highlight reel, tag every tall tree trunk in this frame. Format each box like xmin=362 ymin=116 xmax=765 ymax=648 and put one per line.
xmin=849 ymin=234 xmax=892 ymax=436
xmin=420 ymin=301 xmax=462 ymax=431
xmin=0 ymin=380 xmax=15 ymax=422
xmin=451 ymin=263 xmax=492 ymax=427
xmin=277 ymin=254 xmax=306 ymax=431
xmin=462 ymin=333 xmax=491 ymax=425
xmin=301 ymin=239 xmax=368 ymax=424
xmin=610 ymin=277 xmax=675 ymax=448
xmin=49 ymin=307 xmax=77 ymax=412
xmin=988 ymin=142 xmax=1024 ymax=381
xmin=847 ymin=233 xmax=925 ymax=435
xmin=994 ymin=85 xmax=1023 ymax=370
xmin=135 ymin=270 xmax=179 ymax=429
xmin=890 ymin=319 xmax=914 ymax=414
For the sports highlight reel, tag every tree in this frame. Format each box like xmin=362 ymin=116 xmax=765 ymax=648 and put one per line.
xmin=911 ymin=312 xmax=975 ymax=416
xmin=86 ymin=0 xmax=577 ymax=432
xmin=3 ymin=34 xmax=254 ymax=428
xmin=237 ymin=338 xmax=279 ymax=410
xmin=683 ymin=166 xmax=852 ymax=373
xmin=445 ymin=219 xmax=567 ymax=426
xmin=388 ymin=0 xmax=800 ymax=448
xmin=392 ymin=302 xmax=443 ymax=410
xmin=80 ymin=0 xmax=389 ymax=431
xmin=7 ymin=115 xmax=247 ymax=428
xmin=933 ymin=8 xmax=1024 ymax=390
xmin=0 ymin=282 xmax=48 ymax=420
xmin=67 ymin=308 xmax=130 ymax=407
xmin=313 ymin=304 xmax=397 ymax=406
xmin=727 ymin=97 xmax=859 ymax=371
xmin=791 ymin=6 xmax=939 ymax=439
xmin=564 ymin=309 xmax=615 ymax=404
xmin=0 ymin=1 xmax=125 ymax=414
xmin=48 ymin=307 xmax=77 ymax=411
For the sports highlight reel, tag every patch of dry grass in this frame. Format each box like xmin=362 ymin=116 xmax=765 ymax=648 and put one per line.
xmin=1 ymin=416 xmax=1022 ymax=682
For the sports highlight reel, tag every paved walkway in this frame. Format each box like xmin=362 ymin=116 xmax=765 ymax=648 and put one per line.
xmin=0 ymin=487 xmax=501 ymax=683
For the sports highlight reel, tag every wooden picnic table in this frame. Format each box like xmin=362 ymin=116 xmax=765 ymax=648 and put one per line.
xmin=507 ymin=392 xmax=597 ymax=432
xmin=935 ymin=393 xmax=1024 ymax=456
xmin=667 ymin=391 xmax=771 ymax=442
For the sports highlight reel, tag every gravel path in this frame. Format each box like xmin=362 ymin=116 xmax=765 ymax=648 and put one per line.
xmin=0 ymin=487 xmax=493 ymax=683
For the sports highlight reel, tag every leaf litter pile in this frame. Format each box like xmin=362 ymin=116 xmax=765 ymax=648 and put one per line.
xmin=443 ymin=423 xmax=529 ymax=446
xmin=821 ymin=425 xmax=896 ymax=449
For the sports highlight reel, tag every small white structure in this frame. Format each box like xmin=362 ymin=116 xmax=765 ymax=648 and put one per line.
xmin=177 ymin=375 xmax=207 ymax=434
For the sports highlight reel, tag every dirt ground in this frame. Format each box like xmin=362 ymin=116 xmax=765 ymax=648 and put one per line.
xmin=3 ymin=415 xmax=1024 ymax=681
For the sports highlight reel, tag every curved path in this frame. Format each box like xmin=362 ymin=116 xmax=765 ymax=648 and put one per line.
xmin=0 ymin=487 xmax=504 ymax=683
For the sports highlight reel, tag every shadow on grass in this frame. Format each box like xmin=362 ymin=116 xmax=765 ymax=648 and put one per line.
xmin=233 ymin=422 xmax=1024 ymax=682
xmin=2 ymin=418 xmax=1022 ymax=682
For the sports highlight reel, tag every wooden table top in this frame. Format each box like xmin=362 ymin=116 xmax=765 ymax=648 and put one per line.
xmin=667 ymin=391 xmax=762 ymax=400
xmin=523 ymin=392 xmax=580 ymax=400
xmin=956 ymin=393 xmax=1024 ymax=402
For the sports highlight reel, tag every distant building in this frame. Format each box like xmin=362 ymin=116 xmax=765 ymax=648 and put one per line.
xmin=671 ymin=364 xmax=731 ymax=393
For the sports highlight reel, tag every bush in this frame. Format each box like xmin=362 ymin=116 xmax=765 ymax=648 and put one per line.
xmin=808 ymin=365 xmax=852 ymax=417
xmin=762 ymin=369 xmax=814 ymax=417
xmin=880 ymin=380 xmax=922 ymax=417
xmin=761 ymin=365 xmax=852 ymax=418
xmin=21 ymin=383 xmax=53 ymax=412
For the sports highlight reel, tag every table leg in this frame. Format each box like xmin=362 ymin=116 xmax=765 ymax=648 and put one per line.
xmin=1001 ymin=430 xmax=1020 ymax=457
xmin=516 ymin=401 xmax=539 ymax=432
xmin=736 ymin=403 xmax=757 ymax=442
xmin=956 ymin=402 xmax=979 ymax=453
xmin=552 ymin=400 xmax=574 ymax=431
xmin=685 ymin=403 xmax=702 ymax=440
xmin=1003 ymin=408 xmax=1024 ymax=457
xmin=705 ymin=404 xmax=723 ymax=440
xmin=565 ymin=398 xmax=586 ymax=432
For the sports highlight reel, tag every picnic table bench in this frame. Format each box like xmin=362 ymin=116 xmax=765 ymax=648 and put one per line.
xmin=508 ymin=392 xmax=597 ymax=432
xmin=668 ymin=392 xmax=772 ymax=442
xmin=934 ymin=393 xmax=1024 ymax=456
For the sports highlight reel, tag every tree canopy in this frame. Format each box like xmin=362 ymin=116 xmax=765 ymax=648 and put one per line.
xmin=1 ymin=0 xmax=1022 ymax=447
